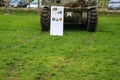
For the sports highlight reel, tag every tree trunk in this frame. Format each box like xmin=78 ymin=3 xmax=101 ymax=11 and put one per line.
xmin=104 ymin=0 xmax=107 ymax=8
xmin=4 ymin=0 xmax=9 ymax=15
xmin=38 ymin=0 xmax=40 ymax=15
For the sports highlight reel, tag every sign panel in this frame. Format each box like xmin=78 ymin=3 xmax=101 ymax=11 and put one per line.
xmin=50 ymin=6 xmax=64 ymax=36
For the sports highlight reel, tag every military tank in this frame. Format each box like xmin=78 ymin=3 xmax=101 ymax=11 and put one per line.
xmin=40 ymin=0 xmax=98 ymax=32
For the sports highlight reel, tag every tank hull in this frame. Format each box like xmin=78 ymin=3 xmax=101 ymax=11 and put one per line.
xmin=64 ymin=7 xmax=96 ymax=24
xmin=40 ymin=0 xmax=98 ymax=32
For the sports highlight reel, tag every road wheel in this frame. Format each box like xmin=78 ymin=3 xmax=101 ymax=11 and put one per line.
xmin=87 ymin=8 xmax=98 ymax=32
xmin=41 ymin=7 xmax=50 ymax=31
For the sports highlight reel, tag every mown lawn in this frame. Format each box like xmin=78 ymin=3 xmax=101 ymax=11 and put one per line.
xmin=0 ymin=13 xmax=120 ymax=80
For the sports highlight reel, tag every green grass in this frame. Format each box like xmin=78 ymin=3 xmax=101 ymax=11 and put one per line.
xmin=0 ymin=14 xmax=120 ymax=80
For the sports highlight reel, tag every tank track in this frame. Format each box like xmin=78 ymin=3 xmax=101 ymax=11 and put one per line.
xmin=41 ymin=7 xmax=50 ymax=31
xmin=87 ymin=9 xmax=98 ymax=32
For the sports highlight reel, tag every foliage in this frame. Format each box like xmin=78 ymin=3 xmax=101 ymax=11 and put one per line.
xmin=0 ymin=14 xmax=120 ymax=80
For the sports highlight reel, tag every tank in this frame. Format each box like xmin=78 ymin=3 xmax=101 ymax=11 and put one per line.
xmin=40 ymin=0 xmax=98 ymax=32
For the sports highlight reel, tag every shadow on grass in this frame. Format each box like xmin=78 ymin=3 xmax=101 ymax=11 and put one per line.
xmin=64 ymin=24 xmax=87 ymax=31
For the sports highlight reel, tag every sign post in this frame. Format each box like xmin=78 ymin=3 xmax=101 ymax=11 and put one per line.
xmin=50 ymin=6 xmax=64 ymax=36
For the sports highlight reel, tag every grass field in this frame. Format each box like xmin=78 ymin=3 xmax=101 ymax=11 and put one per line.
xmin=0 ymin=13 xmax=120 ymax=80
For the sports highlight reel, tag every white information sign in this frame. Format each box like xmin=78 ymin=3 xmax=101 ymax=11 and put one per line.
xmin=50 ymin=6 xmax=64 ymax=36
